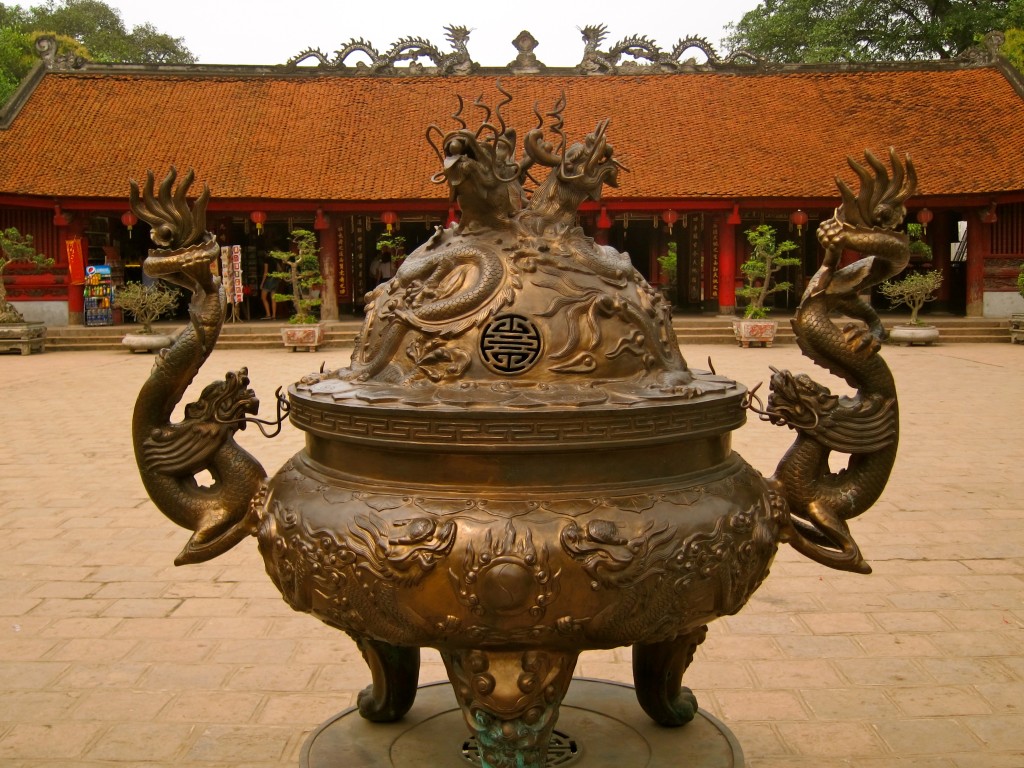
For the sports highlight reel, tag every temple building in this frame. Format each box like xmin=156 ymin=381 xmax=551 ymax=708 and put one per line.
xmin=1 ymin=28 xmax=1023 ymax=325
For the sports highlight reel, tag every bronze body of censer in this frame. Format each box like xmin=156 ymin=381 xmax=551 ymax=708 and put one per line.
xmin=129 ymin=88 xmax=915 ymax=768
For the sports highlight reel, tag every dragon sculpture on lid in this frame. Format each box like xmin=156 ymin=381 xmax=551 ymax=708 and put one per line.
xmin=128 ymin=84 xmax=914 ymax=768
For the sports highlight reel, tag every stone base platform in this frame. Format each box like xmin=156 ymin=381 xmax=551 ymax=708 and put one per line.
xmin=302 ymin=679 xmax=743 ymax=768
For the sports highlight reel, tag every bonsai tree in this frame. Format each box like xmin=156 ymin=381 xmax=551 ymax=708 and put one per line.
xmin=114 ymin=281 xmax=179 ymax=334
xmin=270 ymin=229 xmax=322 ymax=324
xmin=906 ymin=223 xmax=933 ymax=264
xmin=370 ymin=232 xmax=407 ymax=285
xmin=879 ymin=269 xmax=943 ymax=325
xmin=0 ymin=227 xmax=53 ymax=323
xmin=376 ymin=232 xmax=406 ymax=264
xmin=658 ymin=241 xmax=677 ymax=283
xmin=736 ymin=224 xmax=800 ymax=319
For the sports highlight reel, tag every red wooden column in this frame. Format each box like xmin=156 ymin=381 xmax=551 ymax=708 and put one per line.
xmin=717 ymin=216 xmax=737 ymax=314
xmin=931 ymin=213 xmax=952 ymax=305
xmin=965 ymin=209 xmax=990 ymax=317
xmin=317 ymin=221 xmax=340 ymax=321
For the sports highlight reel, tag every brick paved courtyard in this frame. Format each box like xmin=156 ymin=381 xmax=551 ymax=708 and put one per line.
xmin=1 ymin=342 xmax=1021 ymax=767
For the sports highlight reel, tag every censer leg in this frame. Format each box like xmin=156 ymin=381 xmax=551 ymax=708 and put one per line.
xmin=350 ymin=635 xmax=420 ymax=722
xmin=631 ymin=624 xmax=709 ymax=726
xmin=441 ymin=648 xmax=579 ymax=768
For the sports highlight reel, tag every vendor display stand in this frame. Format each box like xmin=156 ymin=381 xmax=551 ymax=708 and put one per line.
xmin=220 ymin=245 xmax=246 ymax=321
xmin=84 ymin=265 xmax=114 ymax=326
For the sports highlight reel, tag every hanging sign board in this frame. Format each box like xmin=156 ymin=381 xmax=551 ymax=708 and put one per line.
xmin=66 ymin=239 xmax=86 ymax=285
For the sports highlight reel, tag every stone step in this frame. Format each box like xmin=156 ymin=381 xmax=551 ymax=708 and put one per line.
xmin=32 ymin=315 xmax=1014 ymax=351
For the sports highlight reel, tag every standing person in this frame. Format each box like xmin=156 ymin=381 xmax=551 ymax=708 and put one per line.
xmin=376 ymin=246 xmax=394 ymax=285
xmin=260 ymin=257 xmax=279 ymax=319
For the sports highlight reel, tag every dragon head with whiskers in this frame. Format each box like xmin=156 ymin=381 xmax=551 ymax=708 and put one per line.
xmin=834 ymin=147 xmax=916 ymax=231
xmin=129 ymin=167 xmax=218 ymax=294
xmin=426 ymin=85 xmax=527 ymax=229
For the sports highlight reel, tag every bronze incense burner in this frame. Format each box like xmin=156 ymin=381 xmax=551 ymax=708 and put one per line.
xmin=129 ymin=89 xmax=915 ymax=768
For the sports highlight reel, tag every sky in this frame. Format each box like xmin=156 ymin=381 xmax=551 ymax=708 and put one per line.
xmin=103 ymin=0 xmax=763 ymax=67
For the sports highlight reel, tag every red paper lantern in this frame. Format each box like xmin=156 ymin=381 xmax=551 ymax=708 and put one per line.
xmin=597 ymin=206 xmax=613 ymax=229
xmin=249 ymin=210 xmax=267 ymax=234
xmin=446 ymin=206 xmax=459 ymax=228
xmin=661 ymin=209 xmax=679 ymax=233
xmin=915 ymin=207 xmax=933 ymax=233
xmin=53 ymin=204 xmax=69 ymax=227
xmin=121 ymin=211 xmax=138 ymax=235
xmin=726 ymin=204 xmax=741 ymax=226
xmin=381 ymin=211 xmax=400 ymax=233
xmin=789 ymin=209 xmax=809 ymax=235
xmin=314 ymin=208 xmax=329 ymax=230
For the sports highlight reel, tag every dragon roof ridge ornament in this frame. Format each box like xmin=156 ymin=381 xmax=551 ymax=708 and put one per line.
xmin=285 ymin=25 xmax=763 ymax=74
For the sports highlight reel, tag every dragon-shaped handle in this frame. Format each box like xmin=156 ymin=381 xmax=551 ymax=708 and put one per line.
xmin=129 ymin=168 xmax=274 ymax=565
xmin=761 ymin=148 xmax=916 ymax=574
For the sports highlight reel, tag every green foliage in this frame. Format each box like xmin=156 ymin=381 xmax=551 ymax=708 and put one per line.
xmin=906 ymin=222 xmax=933 ymax=262
xmin=375 ymin=232 xmax=407 ymax=264
xmin=725 ymin=0 xmax=1018 ymax=62
xmin=270 ymin=229 xmax=322 ymax=324
xmin=0 ymin=24 xmax=38 ymax=105
xmin=657 ymin=241 xmax=677 ymax=286
xmin=1 ymin=0 xmax=194 ymax=104
xmin=113 ymin=280 xmax=178 ymax=334
xmin=880 ymin=269 xmax=943 ymax=325
xmin=735 ymin=224 xmax=800 ymax=319
xmin=0 ymin=226 xmax=52 ymax=322
xmin=25 ymin=0 xmax=195 ymax=63
xmin=1017 ymin=262 xmax=1024 ymax=299
xmin=1004 ymin=28 xmax=1024 ymax=73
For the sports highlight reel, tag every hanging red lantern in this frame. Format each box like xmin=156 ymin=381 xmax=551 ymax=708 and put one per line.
xmin=446 ymin=206 xmax=459 ymax=228
xmin=381 ymin=211 xmax=400 ymax=233
xmin=726 ymin=204 xmax=741 ymax=226
xmin=121 ymin=211 xmax=138 ymax=235
xmin=314 ymin=208 xmax=329 ymax=230
xmin=915 ymin=207 xmax=933 ymax=233
xmin=53 ymin=204 xmax=69 ymax=227
xmin=597 ymin=206 xmax=613 ymax=229
xmin=789 ymin=209 xmax=809 ymax=235
xmin=249 ymin=210 xmax=267 ymax=235
xmin=661 ymin=209 xmax=679 ymax=234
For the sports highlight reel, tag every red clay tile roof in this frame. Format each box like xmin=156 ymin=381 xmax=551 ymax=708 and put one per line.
xmin=2 ymin=66 xmax=1024 ymax=203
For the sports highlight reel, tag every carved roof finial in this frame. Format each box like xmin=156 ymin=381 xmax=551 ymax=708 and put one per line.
xmin=509 ymin=30 xmax=545 ymax=74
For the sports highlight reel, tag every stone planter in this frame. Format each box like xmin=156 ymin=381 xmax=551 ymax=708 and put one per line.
xmin=888 ymin=324 xmax=940 ymax=346
xmin=732 ymin=318 xmax=778 ymax=348
xmin=1009 ymin=313 xmax=1024 ymax=344
xmin=0 ymin=321 xmax=46 ymax=355
xmin=122 ymin=332 xmax=174 ymax=353
xmin=281 ymin=323 xmax=324 ymax=352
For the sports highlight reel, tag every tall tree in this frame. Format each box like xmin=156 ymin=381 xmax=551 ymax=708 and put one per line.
xmin=28 ymin=0 xmax=194 ymax=64
xmin=0 ymin=1 xmax=194 ymax=105
xmin=725 ymin=0 xmax=1024 ymax=62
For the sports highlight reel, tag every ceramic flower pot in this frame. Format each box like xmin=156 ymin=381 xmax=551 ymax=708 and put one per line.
xmin=281 ymin=323 xmax=323 ymax=351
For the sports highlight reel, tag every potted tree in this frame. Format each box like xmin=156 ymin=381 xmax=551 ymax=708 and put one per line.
xmin=0 ymin=227 xmax=53 ymax=354
xmin=905 ymin=223 xmax=934 ymax=265
xmin=1009 ymin=263 xmax=1024 ymax=344
xmin=733 ymin=224 xmax=800 ymax=347
xmin=114 ymin=280 xmax=180 ymax=352
xmin=370 ymin=232 xmax=406 ymax=286
xmin=270 ymin=229 xmax=324 ymax=351
xmin=657 ymin=241 xmax=678 ymax=305
xmin=880 ymin=269 xmax=943 ymax=345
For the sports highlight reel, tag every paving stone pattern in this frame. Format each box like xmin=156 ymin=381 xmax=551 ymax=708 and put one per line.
xmin=0 ymin=343 xmax=1021 ymax=767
